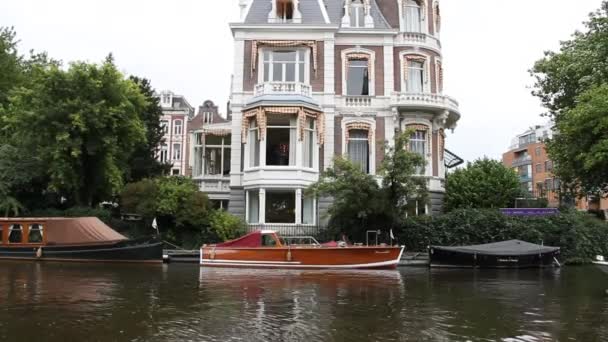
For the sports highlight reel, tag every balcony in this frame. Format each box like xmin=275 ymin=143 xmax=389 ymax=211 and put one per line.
xmin=512 ymin=155 xmax=532 ymax=167
xmin=391 ymin=92 xmax=460 ymax=117
xmin=193 ymin=177 xmax=230 ymax=195
xmin=397 ymin=32 xmax=442 ymax=51
xmin=254 ymin=82 xmax=312 ymax=98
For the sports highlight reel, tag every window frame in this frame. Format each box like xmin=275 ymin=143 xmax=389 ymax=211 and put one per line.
xmin=402 ymin=0 xmax=424 ymax=33
xmin=347 ymin=129 xmax=371 ymax=174
xmin=172 ymin=143 xmax=182 ymax=161
xmin=401 ymin=53 xmax=430 ymax=94
xmin=196 ymin=135 xmax=231 ymax=177
xmin=349 ymin=0 xmax=366 ymax=28
xmin=173 ymin=120 xmax=183 ymax=135
xmin=265 ymin=115 xmax=298 ymax=167
xmin=342 ymin=49 xmax=376 ymax=96
xmin=259 ymin=48 xmax=310 ymax=85
xmin=302 ymin=117 xmax=316 ymax=169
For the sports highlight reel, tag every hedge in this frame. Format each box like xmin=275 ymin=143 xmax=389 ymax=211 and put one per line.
xmin=395 ymin=209 xmax=608 ymax=264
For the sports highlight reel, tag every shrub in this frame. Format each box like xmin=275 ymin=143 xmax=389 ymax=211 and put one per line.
xmin=209 ymin=210 xmax=246 ymax=242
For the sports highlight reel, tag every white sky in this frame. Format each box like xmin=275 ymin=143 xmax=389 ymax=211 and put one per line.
xmin=0 ymin=0 xmax=603 ymax=162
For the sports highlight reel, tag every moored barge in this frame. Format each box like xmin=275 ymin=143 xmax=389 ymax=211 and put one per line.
xmin=0 ymin=217 xmax=162 ymax=263
xmin=429 ymin=240 xmax=561 ymax=269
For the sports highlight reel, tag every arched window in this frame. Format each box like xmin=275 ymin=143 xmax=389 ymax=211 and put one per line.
xmin=348 ymin=129 xmax=370 ymax=174
xmin=277 ymin=0 xmax=294 ymax=22
xmin=404 ymin=0 xmax=422 ymax=32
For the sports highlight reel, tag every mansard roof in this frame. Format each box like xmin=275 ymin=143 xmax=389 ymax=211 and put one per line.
xmin=243 ymin=0 xmax=392 ymax=29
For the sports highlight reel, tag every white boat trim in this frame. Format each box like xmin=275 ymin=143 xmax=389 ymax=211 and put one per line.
xmin=592 ymin=261 xmax=608 ymax=266
xmin=202 ymin=259 xmax=302 ymax=265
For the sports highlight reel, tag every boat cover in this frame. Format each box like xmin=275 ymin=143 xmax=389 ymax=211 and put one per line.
xmin=431 ymin=240 xmax=560 ymax=256
xmin=215 ymin=230 xmax=262 ymax=248
xmin=39 ymin=217 xmax=128 ymax=245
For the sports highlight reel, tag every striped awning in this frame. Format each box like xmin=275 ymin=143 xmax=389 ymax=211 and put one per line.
xmin=251 ymin=40 xmax=318 ymax=77
xmin=241 ymin=106 xmax=325 ymax=145
xmin=203 ymin=129 xmax=231 ymax=137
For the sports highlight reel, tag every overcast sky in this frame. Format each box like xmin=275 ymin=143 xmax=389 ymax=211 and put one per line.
xmin=0 ymin=0 xmax=603 ymax=162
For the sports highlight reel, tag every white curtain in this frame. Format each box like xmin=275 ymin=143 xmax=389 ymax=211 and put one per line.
xmin=248 ymin=191 xmax=259 ymax=224
xmin=289 ymin=117 xmax=297 ymax=166
xmin=404 ymin=1 xmax=422 ymax=32
xmin=303 ymin=118 xmax=315 ymax=168
xmin=408 ymin=61 xmax=424 ymax=93
xmin=249 ymin=122 xmax=259 ymax=167
xmin=302 ymin=196 xmax=314 ymax=224
xmin=348 ymin=130 xmax=369 ymax=173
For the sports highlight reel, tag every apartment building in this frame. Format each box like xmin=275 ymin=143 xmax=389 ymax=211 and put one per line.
xmin=156 ymin=90 xmax=195 ymax=176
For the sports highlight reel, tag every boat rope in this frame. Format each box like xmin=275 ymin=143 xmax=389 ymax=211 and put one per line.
xmin=36 ymin=247 xmax=42 ymax=258
xmin=553 ymin=257 xmax=561 ymax=268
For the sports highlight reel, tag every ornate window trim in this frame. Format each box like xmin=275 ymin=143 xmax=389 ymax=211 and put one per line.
xmin=433 ymin=1 xmax=441 ymax=35
xmin=257 ymin=47 xmax=311 ymax=85
xmin=435 ymin=58 xmax=443 ymax=93
xmin=342 ymin=118 xmax=376 ymax=174
xmin=405 ymin=123 xmax=431 ymax=155
xmin=341 ymin=48 xmax=376 ymax=96
xmin=400 ymin=52 xmax=431 ymax=93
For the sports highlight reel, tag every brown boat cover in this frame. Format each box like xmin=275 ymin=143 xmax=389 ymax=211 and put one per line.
xmin=215 ymin=230 xmax=262 ymax=248
xmin=40 ymin=217 xmax=127 ymax=245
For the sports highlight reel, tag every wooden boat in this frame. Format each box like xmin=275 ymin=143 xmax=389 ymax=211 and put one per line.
xmin=593 ymin=256 xmax=608 ymax=274
xmin=429 ymin=240 xmax=561 ymax=269
xmin=0 ymin=217 xmax=162 ymax=263
xmin=200 ymin=230 xmax=404 ymax=269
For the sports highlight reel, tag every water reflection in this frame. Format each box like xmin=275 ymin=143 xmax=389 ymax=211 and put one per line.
xmin=0 ymin=262 xmax=606 ymax=342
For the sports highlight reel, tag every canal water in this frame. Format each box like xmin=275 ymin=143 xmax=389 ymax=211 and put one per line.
xmin=0 ymin=262 xmax=606 ymax=342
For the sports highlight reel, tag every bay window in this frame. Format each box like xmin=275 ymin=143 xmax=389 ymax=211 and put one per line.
xmin=263 ymin=50 xmax=306 ymax=83
xmin=407 ymin=60 xmax=425 ymax=93
xmin=266 ymin=191 xmax=296 ymax=223
xmin=404 ymin=0 xmax=422 ymax=32
xmin=302 ymin=117 xmax=316 ymax=168
xmin=347 ymin=59 xmax=370 ymax=96
xmin=348 ymin=129 xmax=370 ymax=174
xmin=266 ymin=115 xmax=297 ymax=166
xmin=248 ymin=119 xmax=260 ymax=167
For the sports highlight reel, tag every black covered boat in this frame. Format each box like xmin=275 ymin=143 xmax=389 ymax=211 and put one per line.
xmin=0 ymin=217 xmax=162 ymax=263
xmin=593 ymin=256 xmax=608 ymax=274
xmin=429 ymin=240 xmax=560 ymax=269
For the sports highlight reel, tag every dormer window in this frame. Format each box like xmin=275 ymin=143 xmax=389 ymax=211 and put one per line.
xmin=404 ymin=0 xmax=422 ymax=32
xmin=349 ymin=0 xmax=365 ymax=27
xmin=277 ymin=0 xmax=294 ymax=22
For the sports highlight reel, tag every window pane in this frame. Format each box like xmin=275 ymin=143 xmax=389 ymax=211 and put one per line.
xmin=249 ymin=127 xmax=259 ymax=167
xmin=194 ymin=147 xmax=203 ymax=176
xmin=273 ymin=63 xmax=282 ymax=81
xmin=248 ymin=191 xmax=259 ymax=223
xmin=266 ymin=191 xmax=295 ymax=223
xmin=8 ymin=224 xmax=22 ymax=244
xmin=348 ymin=130 xmax=369 ymax=173
xmin=302 ymin=196 xmax=314 ymax=224
xmin=347 ymin=61 xmax=369 ymax=96
xmin=274 ymin=51 xmax=296 ymax=62
xmin=267 ymin=128 xmax=291 ymax=166
xmin=28 ymin=224 xmax=43 ymax=243
xmin=285 ymin=63 xmax=296 ymax=82
xmin=303 ymin=128 xmax=314 ymax=168
xmin=298 ymin=62 xmax=305 ymax=83
xmin=204 ymin=148 xmax=222 ymax=175
xmin=404 ymin=1 xmax=421 ymax=32
xmin=263 ymin=62 xmax=270 ymax=82
xmin=206 ymin=135 xmax=223 ymax=146
xmin=223 ymin=148 xmax=231 ymax=176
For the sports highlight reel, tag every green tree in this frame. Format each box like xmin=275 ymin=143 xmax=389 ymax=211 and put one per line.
xmin=309 ymin=131 xmax=427 ymax=241
xmin=127 ymin=76 xmax=171 ymax=181
xmin=380 ymin=130 xmax=428 ymax=228
xmin=531 ymin=2 xmax=608 ymax=196
xmin=5 ymin=55 xmax=147 ymax=206
xmin=444 ymin=158 xmax=521 ymax=211
xmin=0 ymin=27 xmax=23 ymax=107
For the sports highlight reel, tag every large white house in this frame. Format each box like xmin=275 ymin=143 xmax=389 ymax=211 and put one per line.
xmin=191 ymin=0 xmax=462 ymax=234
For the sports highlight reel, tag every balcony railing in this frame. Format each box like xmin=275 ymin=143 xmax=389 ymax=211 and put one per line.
xmin=193 ymin=177 xmax=230 ymax=193
xmin=391 ymin=92 xmax=460 ymax=113
xmin=344 ymin=96 xmax=372 ymax=107
xmin=398 ymin=32 xmax=442 ymax=49
xmin=254 ymin=82 xmax=312 ymax=98
xmin=512 ymin=156 xmax=532 ymax=167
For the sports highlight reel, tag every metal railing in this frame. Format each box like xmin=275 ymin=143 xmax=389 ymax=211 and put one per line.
xmin=247 ymin=224 xmax=324 ymax=237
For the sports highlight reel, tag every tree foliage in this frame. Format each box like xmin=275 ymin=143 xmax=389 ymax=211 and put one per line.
xmin=531 ymin=2 xmax=608 ymax=195
xmin=309 ymin=131 xmax=427 ymax=241
xmin=444 ymin=158 xmax=521 ymax=211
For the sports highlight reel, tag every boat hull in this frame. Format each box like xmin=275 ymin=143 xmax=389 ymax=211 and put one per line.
xmin=429 ymin=248 xmax=560 ymax=269
xmin=200 ymin=246 xmax=405 ymax=269
xmin=0 ymin=240 xmax=163 ymax=263
xmin=593 ymin=261 xmax=608 ymax=274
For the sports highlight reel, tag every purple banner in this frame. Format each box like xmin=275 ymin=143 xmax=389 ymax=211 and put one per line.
xmin=500 ymin=208 xmax=559 ymax=217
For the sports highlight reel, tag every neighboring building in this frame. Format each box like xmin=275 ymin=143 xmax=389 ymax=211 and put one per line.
xmin=215 ymin=0 xmax=462 ymax=234
xmin=189 ymin=100 xmax=232 ymax=209
xmin=156 ymin=90 xmax=195 ymax=176
xmin=502 ymin=123 xmax=558 ymax=207
xmin=502 ymin=123 xmax=608 ymax=214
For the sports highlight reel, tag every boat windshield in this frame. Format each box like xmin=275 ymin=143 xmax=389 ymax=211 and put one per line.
xmin=283 ymin=236 xmax=320 ymax=246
